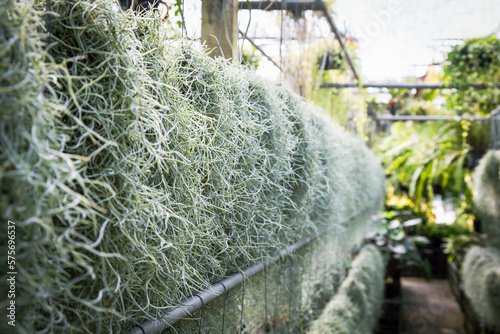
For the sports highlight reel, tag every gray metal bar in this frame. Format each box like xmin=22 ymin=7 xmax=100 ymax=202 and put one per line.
xmin=489 ymin=105 xmax=500 ymax=150
xmin=491 ymin=114 xmax=496 ymax=149
xmin=489 ymin=105 xmax=500 ymax=118
xmin=321 ymin=82 xmax=500 ymax=89
xmin=317 ymin=47 xmax=329 ymax=87
xmin=238 ymin=1 xmax=324 ymax=11
xmin=318 ymin=3 xmax=360 ymax=82
xmin=238 ymin=29 xmax=281 ymax=69
xmin=126 ymin=213 xmax=358 ymax=334
xmin=375 ymin=115 xmax=491 ymax=121
xmin=127 ymin=263 xmax=266 ymax=334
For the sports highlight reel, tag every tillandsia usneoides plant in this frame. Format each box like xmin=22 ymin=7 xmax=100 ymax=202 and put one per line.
xmin=473 ymin=150 xmax=500 ymax=247
xmin=307 ymin=244 xmax=386 ymax=334
xmin=0 ymin=0 xmax=386 ymax=333
xmin=462 ymin=246 xmax=500 ymax=331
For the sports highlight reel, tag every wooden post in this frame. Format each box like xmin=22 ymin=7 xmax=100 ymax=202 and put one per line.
xmin=202 ymin=0 xmax=238 ymax=62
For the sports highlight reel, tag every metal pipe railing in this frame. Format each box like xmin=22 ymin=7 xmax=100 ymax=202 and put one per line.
xmin=321 ymin=82 xmax=500 ymax=89
xmin=126 ymin=213 xmax=360 ymax=334
xmin=374 ymin=105 xmax=500 ymax=122
xmin=375 ymin=115 xmax=491 ymax=121
xmin=239 ymin=1 xmax=325 ymax=11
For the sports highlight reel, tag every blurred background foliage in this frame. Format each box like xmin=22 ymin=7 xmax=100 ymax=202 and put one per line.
xmin=443 ymin=35 xmax=500 ymax=115
xmin=368 ymin=35 xmax=499 ymax=267
xmin=284 ymin=38 xmax=362 ymax=126
xmin=281 ymin=33 xmax=498 ymax=255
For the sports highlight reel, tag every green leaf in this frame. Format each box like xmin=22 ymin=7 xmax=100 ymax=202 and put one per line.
xmin=409 ymin=166 xmax=423 ymax=198
xmin=388 ymin=220 xmax=401 ymax=229
xmin=387 ymin=227 xmax=405 ymax=241
xmin=416 ymin=161 xmax=434 ymax=204
xmin=404 ymin=249 xmax=421 ymax=262
xmin=442 ymin=160 xmax=457 ymax=189
xmin=402 ymin=218 xmax=423 ymax=227
xmin=388 ymin=244 xmax=407 ymax=254
xmin=383 ymin=140 xmax=413 ymax=160
xmin=408 ymin=235 xmax=431 ymax=246
xmin=420 ymin=259 xmax=433 ymax=281
xmin=383 ymin=211 xmax=397 ymax=219
xmin=388 ymin=150 xmax=412 ymax=172
xmin=452 ymin=152 xmax=467 ymax=193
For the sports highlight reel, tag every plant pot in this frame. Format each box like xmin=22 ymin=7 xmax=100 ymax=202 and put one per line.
xmin=375 ymin=297 xmax=401 ymax=334
xmin=421 ymin=237 xmax=448 ymax=279
xmin=385 ymin=257 xmax=401 ymax=298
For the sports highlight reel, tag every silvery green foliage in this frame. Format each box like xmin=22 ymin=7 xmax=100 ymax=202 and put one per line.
xmin=308 ymin=244 xmax=386 ymax=334
xmin=0 ymin=0 xmax=386 ymax=332
xmin=473 ymin=150 xmax=500 ymax=247
xmin=463 ymin=246 xmax=500 ymax=330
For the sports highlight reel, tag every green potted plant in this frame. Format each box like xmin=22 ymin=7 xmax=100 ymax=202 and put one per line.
xmin=366 ymin=215 xmax=431 ymax=298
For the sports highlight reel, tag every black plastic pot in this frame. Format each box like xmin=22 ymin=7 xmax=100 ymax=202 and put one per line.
xmin=385 ymin=257 xmax=401 ymax=298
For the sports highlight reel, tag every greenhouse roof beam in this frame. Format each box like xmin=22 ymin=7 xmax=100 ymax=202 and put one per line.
xmin=319 ymin=4 xmax=360 ymax=82
xmin=375 ymin=115 xmax=491 ymax=121
xmin=238 ymin=1 xmax=360 ymax=82
xmin=239 ymin=29 xmax=281 ymax=69
xmin=239 ymin=1 xmax=325 ymax=12
xmin=321 ymin=82 xmax=500 ymax=89
xmin=490 ymin=105 xmax=500 ymax=117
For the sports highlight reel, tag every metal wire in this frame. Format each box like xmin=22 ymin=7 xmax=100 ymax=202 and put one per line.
xmin=239 ymin=271 xmax=246 ymax=333
xmin=125 ymin=213 xmax=360 ymax=334
xmin=181 ymin=0 xmax=186 ymax=37
xmin=135 ymin=325 xmax=146 ymax=334
xmin=193 ymin=294 xmax=205 ymax=334
xmin=264 ymin=264 xmax=269 ymax=332
xmin=240 ymin=0 xmax=251 ymax=64
xmin=273 ymin=256 xmax=282 ymax=334
xmin=279 ymin=0 xmax=285 ymax=81
xmin=287 ymin=255 xmax=294 ymax=332
xmin=217 ymin=0 xmax=227 ymax=57
xmin=215 ymin=282 xmax=228 ymax=334
xmin=317 ymin=47 xmax=329 ymax=87
xmin=293 ymin=1 xmax=300 ymax=92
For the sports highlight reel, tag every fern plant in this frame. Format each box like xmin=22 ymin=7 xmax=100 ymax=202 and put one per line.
xmin=379 ymin=120 xmax=471 ymax=211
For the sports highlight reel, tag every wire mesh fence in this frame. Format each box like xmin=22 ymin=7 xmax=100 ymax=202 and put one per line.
xmin=127 ymin=213 xmax=376 ymax=334
xmin=489 ymin=106 xmax=500 ymax=150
